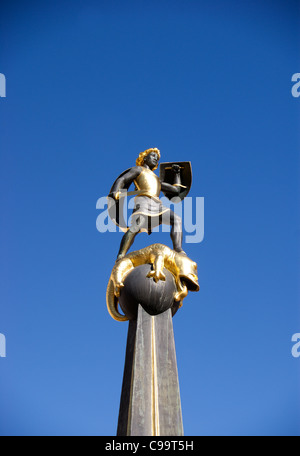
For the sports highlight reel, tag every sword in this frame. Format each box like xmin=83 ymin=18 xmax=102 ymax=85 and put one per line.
xmin=109 ymin=189 xmax=145 ymax=200
xmin=164 ymin=165 xmax=184 ymax=170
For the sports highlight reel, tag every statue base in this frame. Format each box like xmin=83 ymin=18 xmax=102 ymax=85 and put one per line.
xmin=106 ymin=243 xmax=199 ymax=322
xmin=117 ymin=304 xmax=184 ymax=436
xmin=105 ymin=243 xmax=199 ymax=435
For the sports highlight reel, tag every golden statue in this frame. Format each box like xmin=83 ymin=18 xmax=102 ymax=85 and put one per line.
xmin=106 ymin=243 xmax=199 ymax=322
xmin=106 ymin=148 xmax=199 ymax=322
xmin=108 ymin=148 xmax=191 ymax=260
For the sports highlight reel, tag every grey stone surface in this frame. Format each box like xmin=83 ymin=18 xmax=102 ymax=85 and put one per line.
xmin=154 ymin=309 xmax=183 ymax=435
xmin=119 ymin=264 xmax=180 ymax=320
xmin=117 ymin=304 xmax=183 ymax=436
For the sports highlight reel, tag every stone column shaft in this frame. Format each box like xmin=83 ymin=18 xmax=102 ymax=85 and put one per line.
xmin=117 ymin=305 xmax=183 ymax=436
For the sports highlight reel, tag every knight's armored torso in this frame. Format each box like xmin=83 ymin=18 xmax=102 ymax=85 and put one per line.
xmin=134 ymin=167 xmax=161 ymax=198
xmin=131 ymin=167 xmax=168 ymax=234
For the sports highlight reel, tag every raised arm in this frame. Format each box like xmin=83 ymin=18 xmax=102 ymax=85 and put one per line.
xmin=161 ymin=164 xmax=186 ymax=195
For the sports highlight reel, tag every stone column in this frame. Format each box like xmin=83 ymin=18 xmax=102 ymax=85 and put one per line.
xmin=117 ymin=304 xmax=183 ymax=436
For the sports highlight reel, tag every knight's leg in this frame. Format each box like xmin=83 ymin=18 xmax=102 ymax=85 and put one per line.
xmin=161 ymin=209 xmax=185 ymax=253
xmin=116 ymin=215 xmax=145 ymax=260
xmin=171 ymin=213 xmax=184 ymax=253
xmin=116 ymin=229 xmax=138 ymax=260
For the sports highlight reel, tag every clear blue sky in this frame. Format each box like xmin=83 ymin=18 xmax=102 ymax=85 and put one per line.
xmin=0 ymin=0 xmax=299 ymax=436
